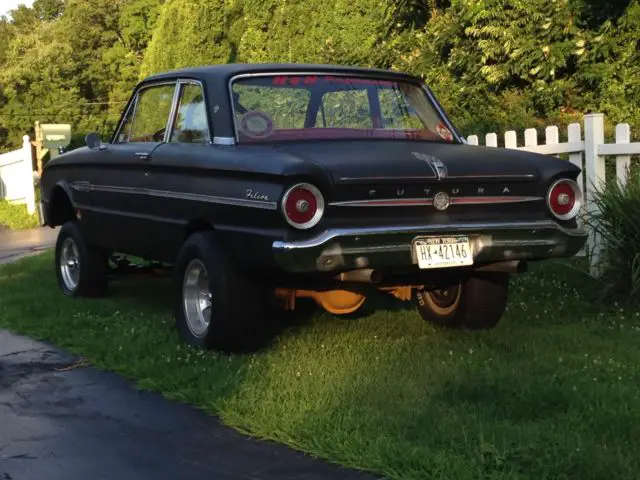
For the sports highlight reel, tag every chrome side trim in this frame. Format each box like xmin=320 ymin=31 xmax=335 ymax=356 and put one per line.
xmin=213 ymin=136 xmax=236 ymax=145
xmin=337 ymin=173 xmax=536 ymax=182
xmin=70 ymin=181 xmax=91 ymax=192
xmin=338 ymin=176 xmax=436 ymax=182
xmin=147 ymin=189 xmax=277 ymax=210
xmin=330 ymin=198 xmax=434 ymax=207
xmin=69 ymin=182 xmax=277 ymax=210
xmin=329 ymin=196 xmax=543 ymax=207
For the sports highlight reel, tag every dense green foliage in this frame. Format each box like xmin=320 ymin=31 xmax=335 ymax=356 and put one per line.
xmin=586 ymin=170 xmax=640 ymax=304
xmin=0 ymin=199 xmax=39 ymax=230
xmin=0 ymin=0 xmax=638 ymax=151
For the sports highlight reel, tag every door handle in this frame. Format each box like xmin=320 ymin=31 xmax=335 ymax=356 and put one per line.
xmin=135 ymin=152 xmax=150 ymax=161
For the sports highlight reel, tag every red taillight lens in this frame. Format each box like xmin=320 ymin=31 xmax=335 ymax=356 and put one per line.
xmin=547 ymin=179 xmax=582 ymax=220
xmin=282 ymin=183 xmax=324 ymax=229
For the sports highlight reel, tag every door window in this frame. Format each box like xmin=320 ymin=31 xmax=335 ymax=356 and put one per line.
xmin=170 ymin=83 xmax=210 ymax=144
xmin=116 ymin=83 xmax=176 ymax=143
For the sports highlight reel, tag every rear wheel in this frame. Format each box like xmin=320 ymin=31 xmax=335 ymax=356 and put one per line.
xmin=415 ymin=273 xmax=509 ymax=329
xmin=54 ymin=221 xmax=108 ymax=297
xmin=174 ymin=231 xmax=269 ymax=353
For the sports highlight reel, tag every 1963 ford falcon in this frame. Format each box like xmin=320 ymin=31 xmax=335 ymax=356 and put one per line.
xmin=40 ymin=63 xmax=588 ymax=352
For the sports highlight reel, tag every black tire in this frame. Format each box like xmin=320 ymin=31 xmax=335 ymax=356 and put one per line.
xmin=415 ymin=273 xmax=509 ymax=329
xmin=54 ymin=221 xmax=108 ymax=297
xmin=173 ymin=231 xmax=269 ymax=353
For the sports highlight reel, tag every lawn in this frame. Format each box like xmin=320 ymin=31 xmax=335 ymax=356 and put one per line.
xmin=1 ymin=252 xmax=639 ymax=480
xmin=0 ymin=199 xmax=39 ymax=230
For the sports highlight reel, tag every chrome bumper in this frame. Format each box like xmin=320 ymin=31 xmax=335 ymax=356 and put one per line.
xmin=272 ymin=220 xmax=588 ymax=273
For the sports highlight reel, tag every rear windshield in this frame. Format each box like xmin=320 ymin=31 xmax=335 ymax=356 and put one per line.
xmin=230 ymin=74 xmax=456 ymax=144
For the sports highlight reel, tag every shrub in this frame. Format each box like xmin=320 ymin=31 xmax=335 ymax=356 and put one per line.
xmin=586 ymin=163 xmax=640 ymax=304
xmin=0 ymin=200 xmax=39 ymax=231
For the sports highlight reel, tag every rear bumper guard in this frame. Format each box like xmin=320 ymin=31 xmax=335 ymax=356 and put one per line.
xmin=272 ymin=220 xmax=588 ymax=273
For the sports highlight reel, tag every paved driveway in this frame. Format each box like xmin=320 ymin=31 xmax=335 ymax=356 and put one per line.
xmin=0 ymin=229 xmax=378 ymax=480
xmin=0 ymin=226 xmax=58 ymax=265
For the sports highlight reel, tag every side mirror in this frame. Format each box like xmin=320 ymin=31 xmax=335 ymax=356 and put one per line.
xmin=85 ymin=132 xmax=103 ymax=150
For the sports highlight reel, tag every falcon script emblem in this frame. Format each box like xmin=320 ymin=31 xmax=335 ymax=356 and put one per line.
xmin=411 ymin=152 xmax=448 ymax=181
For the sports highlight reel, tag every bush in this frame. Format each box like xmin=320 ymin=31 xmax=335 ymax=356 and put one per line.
xmin=0 ymin=200 xmax=39 ymax=231
xmin=586 ymin=165 xmax=640 ymax=304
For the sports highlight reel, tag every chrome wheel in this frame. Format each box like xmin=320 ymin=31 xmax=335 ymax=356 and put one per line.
xmin=182 ymin=259 xmax=212 ymax=338
xmin=60 ymin=237 xmax=81 ymax=291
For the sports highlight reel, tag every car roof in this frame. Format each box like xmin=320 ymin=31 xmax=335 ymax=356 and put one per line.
xmin=142 ymin=63 xmax=422 ymax=84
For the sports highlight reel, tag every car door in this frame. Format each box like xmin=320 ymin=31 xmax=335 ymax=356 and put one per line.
xmin=139 ymin=80 xmax=214 ymax=261
xmin=85 ymin=81 xmax=178 ymax=256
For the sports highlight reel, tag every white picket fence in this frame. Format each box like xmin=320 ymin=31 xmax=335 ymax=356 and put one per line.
xmin=0 ymin=135 xmax=36 ymax=215
xmin=466 ymin=113 xmax=640 ymax=274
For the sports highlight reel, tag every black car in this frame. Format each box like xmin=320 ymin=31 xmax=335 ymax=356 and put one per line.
xmin=40 ymin=63 xmax=588 ymax=352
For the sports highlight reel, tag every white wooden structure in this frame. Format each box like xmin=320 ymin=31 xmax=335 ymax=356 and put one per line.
xmin=466 ymin=114 xmax=640 ymax=274
xmin=0 ymin=135 xmax=36 ymax=215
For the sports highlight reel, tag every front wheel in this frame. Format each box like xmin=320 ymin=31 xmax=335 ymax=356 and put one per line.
xmin=415 ymin=273 xmax=509 ymax=329
xmin=54 ymin=221 xmax=108 ymax=297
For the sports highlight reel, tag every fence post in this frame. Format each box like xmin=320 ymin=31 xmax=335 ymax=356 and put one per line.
xmin=583 ymin=113 xmax=606 ymax=276
xmin=524 ymin=128 xmax=537 ymax=147
xmin=615 ymin=124 xmax=631 ymax=188
xmin=567 ymin=123 xmax=583 ymax=189
xmin=545 ymin=126 xmax=559 ymax=158
xmin=467 ymin=135 xmax=479 ymax=146
xmin=486 ymin=133 xmax=498 ymax=147
xmin=504 ymin=131 xmax=517 ymax=149
xmin=22 ymin=135 xmax=36 ymax=215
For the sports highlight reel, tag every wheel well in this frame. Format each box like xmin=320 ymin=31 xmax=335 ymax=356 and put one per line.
xmin=48 ymin=187 xmax=76 ymax=226
xmin=184 ymin=218 xmax=213 ymax=239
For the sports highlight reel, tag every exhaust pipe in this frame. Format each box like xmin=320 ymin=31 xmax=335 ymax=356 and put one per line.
xmin=337 ymin=269 xmax=382 ymax=283
xmin=475 ymin=260 xmax=527 ymax=274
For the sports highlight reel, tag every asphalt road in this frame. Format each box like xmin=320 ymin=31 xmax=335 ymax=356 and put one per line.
xmin=0 ymin=228 xmax=378 ymax=480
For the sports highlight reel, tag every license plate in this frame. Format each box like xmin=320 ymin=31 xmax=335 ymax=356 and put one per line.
xmin=413 ymin=236 xmax=473 ymax=269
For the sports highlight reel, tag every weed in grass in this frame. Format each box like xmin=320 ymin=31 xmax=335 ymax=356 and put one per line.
xmin=1 ymin=253 xmax=639 ymax=479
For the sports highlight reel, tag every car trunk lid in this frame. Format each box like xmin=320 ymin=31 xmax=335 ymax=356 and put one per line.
xmin=275 ymin=140 xmax=540 ymax=184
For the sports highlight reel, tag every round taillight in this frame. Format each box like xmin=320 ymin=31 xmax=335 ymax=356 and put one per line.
xmin=547 ymin=178 xmax=582 ymax=220
xmin=282 ymin=183 xmax=324 ymax=229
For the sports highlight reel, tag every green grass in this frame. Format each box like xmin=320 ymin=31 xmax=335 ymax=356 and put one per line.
xmin=0 ymin=199 xmax=39 ymax=230
xmin=1 ymin=253 xmax=640 ymax=479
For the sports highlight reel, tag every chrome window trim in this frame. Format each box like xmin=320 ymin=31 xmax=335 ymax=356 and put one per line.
xmin=421 ymin=85 xmax=464 ymax=144
xmin=164 ymin=82 xmax=182 ymax=143
xmin=166 ymin=79 xmax=213 ymax=145
xmin=228 ymin=71 xmax=462 ymax=145
xmin=213 ymin=136 xmax=236 ymax=146
xmin=112 ymin=80 xmax=178 ymax=144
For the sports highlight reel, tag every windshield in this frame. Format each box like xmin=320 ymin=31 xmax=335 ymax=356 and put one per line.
xmin=230 ymin=74 xmax=457 ymax=144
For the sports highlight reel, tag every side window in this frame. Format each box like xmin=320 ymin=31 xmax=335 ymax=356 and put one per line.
xmin=317 ymin=90 xmax=372 ymax=128
xmin=116 ymin=84 xmax=176 ymax=143
xmin=170 ymin=83 xmax=210 ymax=144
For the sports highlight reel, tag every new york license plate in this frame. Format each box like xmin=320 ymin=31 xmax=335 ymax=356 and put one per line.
xmin=413 ymin=236 xmax=473 ymax=269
